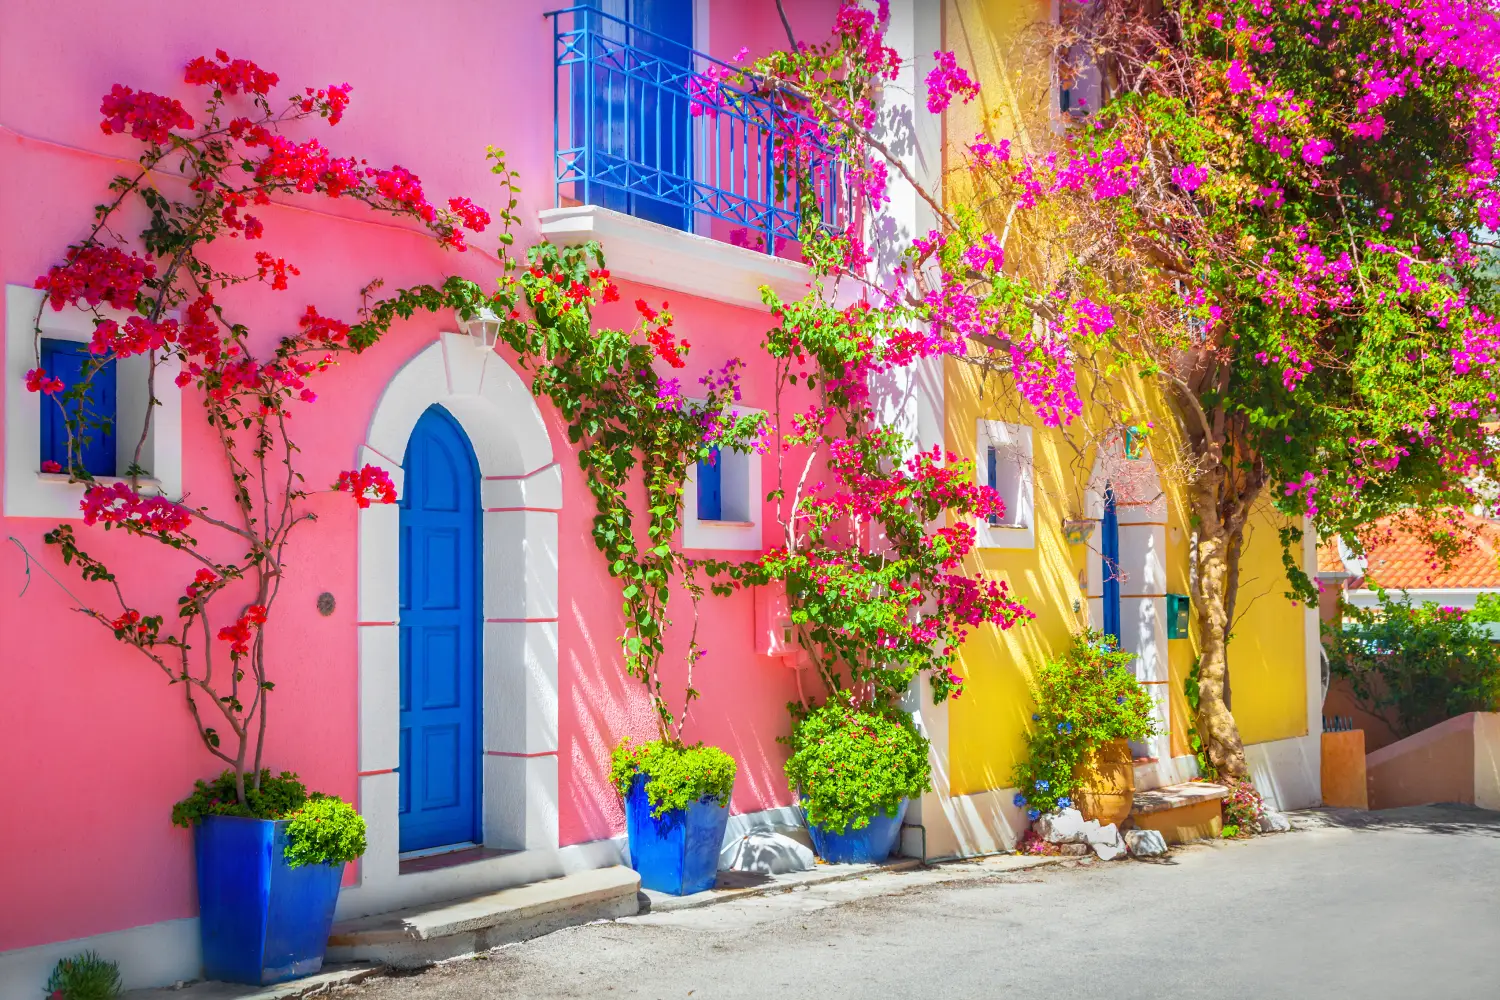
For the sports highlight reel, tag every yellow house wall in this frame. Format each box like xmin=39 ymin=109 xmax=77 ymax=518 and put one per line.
xmin=940 ymin=0 xmax=1309 ymax=797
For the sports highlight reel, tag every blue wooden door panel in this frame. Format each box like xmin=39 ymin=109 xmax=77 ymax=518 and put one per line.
xmin=1101 ymin=485 xmax=1121 ymax=645
xmin=399 ymin=405 xmax=482 ymax=853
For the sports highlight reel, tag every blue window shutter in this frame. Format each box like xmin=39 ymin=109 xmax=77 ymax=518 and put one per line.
xmin=986 ymin=445 xmax=1001 ymax=525
xmin=39 ymin=339 xmax=115 ymax=477
xmin=698 ymin=449 xmax=722 ymax=521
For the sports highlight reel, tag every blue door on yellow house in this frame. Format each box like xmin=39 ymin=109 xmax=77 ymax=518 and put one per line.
xmin=399 ymin=405 xmax=482 ymax=853
xmin=1101 ymin=484 xmax=1121 ymax=644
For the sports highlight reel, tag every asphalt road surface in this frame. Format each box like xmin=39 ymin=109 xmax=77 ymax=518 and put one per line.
xmin=342 ymin=805 xmax=1500 ymax=999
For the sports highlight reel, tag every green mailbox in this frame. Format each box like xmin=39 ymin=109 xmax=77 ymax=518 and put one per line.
xmin=1167 ymin=594 xmax=1190 ymax=639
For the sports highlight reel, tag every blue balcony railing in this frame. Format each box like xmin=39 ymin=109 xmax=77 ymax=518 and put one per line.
xmin=547 ymin=5 xmax=848 ymax=253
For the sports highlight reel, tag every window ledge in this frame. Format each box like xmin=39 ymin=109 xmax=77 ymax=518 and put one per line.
xmin=38 ymin=473 xmax=163 ymax=494
xmin=538 ymin=205 xmax=812 ymax=311
xmin=699 ymin=519 xmax=755 ymax=528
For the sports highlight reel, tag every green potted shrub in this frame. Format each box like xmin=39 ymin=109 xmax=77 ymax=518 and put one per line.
xmin=611 ymin=740 xmax=737 ymax=894
xmin=1012 ymin=630 xmax=1157 ymax=827
xmin=784 ymin=697 xmax=931 ymax=863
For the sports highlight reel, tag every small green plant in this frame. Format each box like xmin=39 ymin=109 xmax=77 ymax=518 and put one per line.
xmin=44 ymin=951 xmax=121 ymax=1000
xmin=783 ymin=696 xmax=931 ymax=835
xmin=1326 ymin=589 xmax=1500 ymax=739
xmin=1220 ymin=824 xmax=1241 ymax=839
xmin=172 ymin=769 xmax=366 ymax=868
xmin=1184 ymin=658 xmax=1219 ymax=781
xmin=283 ymin=795 xmax=369 ymax=868
xmin=610 ymin=740 xmax=737 ymax=818
xmin=1011 ymin=630 xmax=1157 ymax=817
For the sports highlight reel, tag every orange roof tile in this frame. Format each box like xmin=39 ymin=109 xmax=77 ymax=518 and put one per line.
xmin=1350 ymin=511 xmax=1500 ymax=591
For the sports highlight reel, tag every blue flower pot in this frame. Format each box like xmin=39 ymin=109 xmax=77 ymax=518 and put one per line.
xmin=624 ymin=774 xmax=732 ymax=896
xmin=195 ymin=815 xmax=345 ymax=985
xmin=805 ymin=799 xmax=909 ymax=864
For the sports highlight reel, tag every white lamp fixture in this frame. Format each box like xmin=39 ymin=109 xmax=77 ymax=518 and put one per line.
xmin=457 ymin=306 xmax=502 ymax=350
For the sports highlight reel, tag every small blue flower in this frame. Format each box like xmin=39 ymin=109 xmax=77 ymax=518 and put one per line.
xmin=1058 ymin=796 xmax=1072 ymax=809
xmin=1116 ymin=695 xmax=1126 ymax=704
xmin=1013 ymin=792 xmax=1027 ymax=807
xmin=1032 ymin=713 xmax=1040 ymax=721
xmin=1035 ymin=779 xmax=1050 ymax=792
xmin=1027 ymin=808 xmax=1041 ymax=821
xmin=1065 ymin=722 xmax=1074 ymax=733
xmin=1056 ymin=722 xmax=1067 ymax=734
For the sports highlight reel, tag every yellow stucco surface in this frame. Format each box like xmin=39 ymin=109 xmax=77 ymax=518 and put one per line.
xmin=940 ymin=0 xmax=1309 ymax=796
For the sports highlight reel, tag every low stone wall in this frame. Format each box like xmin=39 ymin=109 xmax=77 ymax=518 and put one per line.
xmin=1366 ymin=712 xmax=1500 ymax=810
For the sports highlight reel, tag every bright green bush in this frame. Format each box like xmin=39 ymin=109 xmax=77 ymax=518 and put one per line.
xmin=171 ymin=769 xmax=366 ymax=867
xmin=783 ymin=697 xmax=931 ymax=835
xmin=610 ymin=739 xmax=737 ymax=817
xmin=44 ymin=951 xmax=120 ymax=1000
xmin=1327 ymin=589 xmax=1500 ymax=739
xmin=1010 ymin=630 xmax=1157 ymax=817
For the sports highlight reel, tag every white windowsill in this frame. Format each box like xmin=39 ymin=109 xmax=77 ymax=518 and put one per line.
xmin=537 ymin=205 xmax=812 ymax=311
xmin=38 ymin=472 xmax=163 ymax=492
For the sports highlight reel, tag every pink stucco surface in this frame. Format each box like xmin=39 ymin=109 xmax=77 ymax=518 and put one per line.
xmin=0 ymin=0 xmax=838 ymax=953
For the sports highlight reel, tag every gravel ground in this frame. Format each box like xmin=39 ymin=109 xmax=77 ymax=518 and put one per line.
xmin=337 ymin=805 xmax=1500 ymax=1000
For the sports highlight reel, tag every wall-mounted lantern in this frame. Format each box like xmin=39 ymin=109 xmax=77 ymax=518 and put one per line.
xmin=457 ymin=306 xmax=502 ymax=350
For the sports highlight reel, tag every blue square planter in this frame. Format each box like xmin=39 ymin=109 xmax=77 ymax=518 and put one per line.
xmin=195 ymin=815 xmax=345 ymax=985
xmin=624 ymin=775 xmax=732 ymax=896
xmin=805 ymin=799 xmax=908 ymax=864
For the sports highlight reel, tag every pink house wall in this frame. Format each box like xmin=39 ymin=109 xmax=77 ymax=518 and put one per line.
xmin=0 ymin=0 xmax=838 ymax=955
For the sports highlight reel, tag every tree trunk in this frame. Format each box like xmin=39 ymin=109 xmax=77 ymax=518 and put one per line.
xmin=1190 ymin=494 xmax=1250 ymax=780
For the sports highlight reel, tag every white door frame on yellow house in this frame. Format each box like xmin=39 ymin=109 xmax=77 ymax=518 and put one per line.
xmin=1082 ymin=436 xmax=1198 ymax=790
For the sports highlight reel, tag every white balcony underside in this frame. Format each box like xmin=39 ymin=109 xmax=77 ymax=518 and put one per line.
xmin=538 ymin=205 xmax=812 ymax=311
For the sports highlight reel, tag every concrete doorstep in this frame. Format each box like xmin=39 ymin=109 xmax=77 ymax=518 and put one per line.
xmin=324 ymin=865 xmax=641 ymax=969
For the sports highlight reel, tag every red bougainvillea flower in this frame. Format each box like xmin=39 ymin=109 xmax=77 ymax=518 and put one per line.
xmin=297 ymin=305 xmax=349 ymax=343
xmin=183 ymin=50 xmax=279 ymax=96
xmin=80 ymin=482 xmax=193 ymax=535
xmin=24 ymin=368 xmax=64 ymax=395
xmin=253 ymin=252 xmax=299 ymax=290
xmin=90 ymin=315 xmax=178 ymax=358
xmin=300 ymin=83 xmax=353 ymax=125
xmin=40 ymin=460 xmax=62 ymax=474
xmin=218 ymin=604 xmax=268 ymax=657
xmin=35 ymin=245 xmax=156 ymax=312
xmin=99 ymin=84 xmax=194 ymax=144
xmin=335 ymin=464 xmax=398 ymax=507
xmin=448 ymin=197 xmax=491 ymax=232
xmin=185 ymin=568 xmax=219 ymax=600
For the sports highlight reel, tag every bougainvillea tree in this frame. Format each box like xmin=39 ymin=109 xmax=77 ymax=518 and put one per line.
xmin=733 ymin=0 xmax=1500 ymax=778
xmin=17 ymin=52 xmax=488 ymax=806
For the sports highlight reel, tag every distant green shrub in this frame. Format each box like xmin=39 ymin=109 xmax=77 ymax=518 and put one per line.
xmin=1326 ymin=589 xmax=1500 ymax=738
xmin=44 ymin=951 xmax=120 ymax=1000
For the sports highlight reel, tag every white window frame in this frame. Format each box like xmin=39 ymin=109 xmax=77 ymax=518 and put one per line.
xmin=682 ymin=403 xmax=763 ymax=551
xmin=5 ymin=284 xmax=182 ymax=518
xmin=976 ymin=419 xmax=1034 ymax=549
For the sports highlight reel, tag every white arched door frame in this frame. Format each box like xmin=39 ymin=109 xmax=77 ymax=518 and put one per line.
xmin=342 ymin=332 xmax=562 ymax=918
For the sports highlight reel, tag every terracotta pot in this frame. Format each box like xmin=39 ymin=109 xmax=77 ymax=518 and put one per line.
xmin=1073 ymin=739 xmax=1134 ymax=827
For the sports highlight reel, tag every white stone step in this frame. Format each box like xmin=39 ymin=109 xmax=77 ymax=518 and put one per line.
xmin=326 ymin=866 xmax=641 ymax=968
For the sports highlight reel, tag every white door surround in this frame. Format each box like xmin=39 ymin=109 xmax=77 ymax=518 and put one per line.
xmin=341 ymin=332 xmax=567 ymax=920
xmin=1085 ymin=432 xmax=1173 ymax=768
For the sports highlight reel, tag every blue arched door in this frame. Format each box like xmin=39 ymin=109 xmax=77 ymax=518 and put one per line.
xmin=399 ymin=406 xmax=482 ymax=853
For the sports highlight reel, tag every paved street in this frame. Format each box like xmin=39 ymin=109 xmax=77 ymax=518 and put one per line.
xmin=342 ymin=806 xmax=1500 ymax=1000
